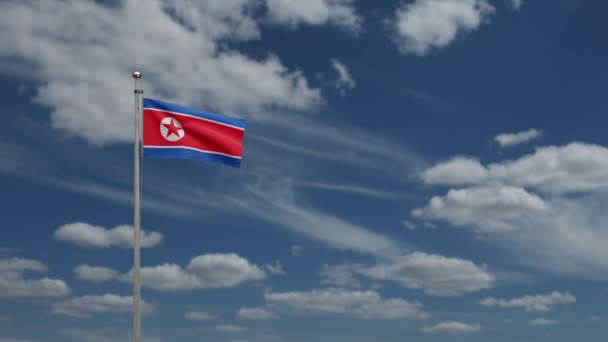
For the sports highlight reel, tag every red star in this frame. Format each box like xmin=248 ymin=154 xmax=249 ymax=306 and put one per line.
xmin=163 ymin=118 xmax=182 ymax=138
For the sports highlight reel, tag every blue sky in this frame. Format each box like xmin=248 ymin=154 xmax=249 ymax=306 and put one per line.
xmin=1 ymin=0 xmax=607 ymax=341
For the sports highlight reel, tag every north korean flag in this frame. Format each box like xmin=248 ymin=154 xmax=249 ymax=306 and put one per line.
xmin=143 ymin=98 xmax=246 ymax=168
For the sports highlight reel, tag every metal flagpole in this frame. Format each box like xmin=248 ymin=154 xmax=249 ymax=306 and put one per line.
xmin=132 ymin=71 xmax=143 ymax=342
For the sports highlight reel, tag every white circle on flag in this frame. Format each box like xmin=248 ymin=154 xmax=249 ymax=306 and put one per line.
xmin=160 ymin=117 xmax=185 ymax=142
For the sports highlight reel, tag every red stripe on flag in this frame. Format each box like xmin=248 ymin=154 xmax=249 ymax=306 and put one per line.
xmin=143 ymin=109 xmax=244 ymax=157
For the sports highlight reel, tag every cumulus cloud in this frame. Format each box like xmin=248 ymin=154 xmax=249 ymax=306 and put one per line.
xmin=137 ymin=254 xmax=266 ymax=291
xmin=422 ymin=143 xmax=608 ymax=194
xmin=75 ymin=253 xmax=267 ymax=291
xmin=0 ymin=0 xmax=322 ymax=145
xmin=184 ymin=311 xmax=217 ymax=321
xmin=237 ymin=308 xmax=277 ymax=320
xmin=200 ymin=325 xmax=249 ymax=333
xmin=480 ymin=291 xmax=575 ymax=312
xmin=265 ymin=288 xmax=427 ymax=319
xmin=0 ymin=338 xmax=39 ymax=342
xmin=0 ymin=258 xmax=46 ymax=273
xmin=495 ymin=129 xmax=542 ymax=147
xmin=422 ymin=157 xmax=488 ymax=185
xmin=0 ymin=258 xmax=70 ymax=301
xmin=52 ymin=294 xmax=153 ymax=319
xmin=420 ymin=321 xmax=482 ymax=334
xmin=488 ymin=143 xmax=608 ymax=194
xmin=54 ymin=222 xmax=162 ymax=249
xmin=412 ymin=185 xmax=549 ymax=233
xmin=530 ymin=318 xmax=558 ymax=326
xmin=320 ymin=263 xmax=362 ymax=288
xmin=74 ymin=265 xmax=120 ymax=283
xmin=416 ymin=143 xmax=608 ymax=276
xmin=266 ymin=0 xmax=362 ymax=32
xmin=358 ymin=252 xmax=494 ymax=296
xmin=390 ymin=0 xmax=495 ymax=56
xmin=331 ymin=59 xmax=356 ymax=95
xmin=73 ymin=254 xmax=267 ymax=291
xmin=60 ymin=328 xmax=163 ymax=342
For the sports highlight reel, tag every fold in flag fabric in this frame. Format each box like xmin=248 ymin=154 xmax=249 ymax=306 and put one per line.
xmin=143 ymin=98 xmax=246 ymax=168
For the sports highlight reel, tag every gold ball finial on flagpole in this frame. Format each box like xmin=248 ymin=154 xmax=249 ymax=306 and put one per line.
xmin=133 ymin=71 xmax=142 ymax=79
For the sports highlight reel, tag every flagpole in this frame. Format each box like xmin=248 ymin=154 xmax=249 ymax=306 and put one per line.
xmin=132 ymin=71 xmax=143 ymax=342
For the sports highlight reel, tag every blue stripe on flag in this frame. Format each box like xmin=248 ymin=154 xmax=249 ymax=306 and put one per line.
xmin=143 ymin=98 xmax=246 ymax=129
xmin=144 ymin=147 xmax=242 ymax=168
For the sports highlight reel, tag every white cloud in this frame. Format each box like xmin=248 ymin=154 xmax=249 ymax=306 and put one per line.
xmin=422 ymin=157 xmax=488 ymax=185
xmin=0 ymin=338 xmax=39 ymax=342
xmin=412 ymin=185 xmax=549 ymax=233
xmin=296 ymin=181 xmax=405 ymax=199
xmin=530 ymin=318 xmax=559 ymax=326
xmin=60 ymin=328 xmax=163 ymax=342
xmin=0 ymin=315 xmax=11 ymax=322
xmin=358 ymin=252 xmax=494 ymax=296
xmin=290 ymin=245 xmax=304 ymax=256
xmin=0 ymin=0 xmax=322 ymax=145
xmin=416 ymin=143 xmax=608 ymax=276
xmin=135 ymin=253 xmax=266 ymax=291
xmin=71 ymin=254 xmax=266 ymax=291
xmin=231 ymin=185 xmax=405 ymax=258
xmin=0 ymin=258 xmax=46 ymax=272
xmin=237 ymin=308 xmax=277 ymax=320
xmin=390 ymin=0 xmax=495 ymax=56
xmin=264 ymin=261 xmax=286 ymax=275
xmin=0 ymin=273 xmax=69 ymax=300
xmin=74 ymin=265 xmax=120 ymax=283
xmin=0 ymin=258 xmax=70 ymax=301
xmin=184 ymin=311 xmax=217 ymax=321
xmin=203 ymin=325 xmax=249 ymax=333
xmin=422 ymin=143 xmax=608 ymax=195
xmin=480 ymin=291 xmax=575 ymax=312
xmin=495 ymin=129 xmax=542 ymax=147
xmin=591 ymin=315 xmax=600 ymax=321
xmin=266 ymin=0 xmax=362 ymax=32
xmin=54 ymin=222 xmax=162 ymax=249
xmin=420 ymin=321 xmax=482 ymax=334
xmin=489 ymin=143 xmax=608 ymax=194
xmin=331 ymin=59 xmax=356 ymax=95
xmin=265 ymin=288 xmax=427 ymax=319
xmin=52 ymin=294 xmax=153 ymax=319
xmin=402 ymin=220 xmax=417 ymax=231
xmin=508 ymin=0 xmax=524 ymax=10
xmin=320 ymin=264 xmax=362 ymax=288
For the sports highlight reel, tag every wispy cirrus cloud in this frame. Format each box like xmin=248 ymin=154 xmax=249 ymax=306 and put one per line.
xmin=330 ymin=59 xmax=356 ymax=95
